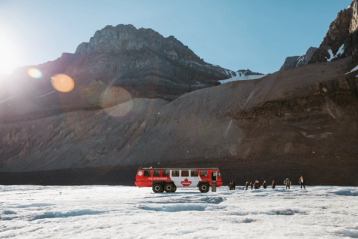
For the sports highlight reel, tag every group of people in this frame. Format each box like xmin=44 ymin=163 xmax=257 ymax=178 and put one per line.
xmin=228 ymin=176 xmax=306 ymax=190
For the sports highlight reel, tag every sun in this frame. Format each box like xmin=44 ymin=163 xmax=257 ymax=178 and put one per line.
xmin=0 ymin=34 xmax=21 ymax=75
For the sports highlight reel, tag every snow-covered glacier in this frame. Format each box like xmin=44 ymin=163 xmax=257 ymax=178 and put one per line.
xmin=1 ymin=185 xmax=358 ymax=239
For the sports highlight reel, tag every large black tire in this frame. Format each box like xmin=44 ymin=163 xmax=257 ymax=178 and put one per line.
xmin=164 ymin=183 xmax=177 ymax=193
xmin=152 ymin=183 xmax=164 ymax=193
xmin=198 ymin=183 xmax=210 ymax=193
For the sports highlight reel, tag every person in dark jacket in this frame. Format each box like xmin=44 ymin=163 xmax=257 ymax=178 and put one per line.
xmin=262 ymin=180 xmax=267 ymax=189
xmin=272 ymin=180 xmax=276 ymax=189
xmin=250 ymin=181 xmax=253 ymax=190
xmin=284 ymin=178 xmax=291 ymax=189
xmin=245 ymin=181 xmax=249 ymax=190
xmin=254 ymin=180 xmax=260 ymax=189
xmin=228 ymin=180 xmax=236 ymax=190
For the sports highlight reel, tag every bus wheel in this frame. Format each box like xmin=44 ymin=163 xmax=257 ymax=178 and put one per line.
xmin=152 ymin=183 xmax=164 ymax=193
xmin=198 ymin=183 xmax=209 ymax=193
xmin=164 ymin=183 xmax=176 ymax=193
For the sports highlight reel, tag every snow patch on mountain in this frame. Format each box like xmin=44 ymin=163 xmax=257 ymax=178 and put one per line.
xmin=345 ymin=64 xmax=358 ymax=74
xmin=327 ymin=44 xmax=345 ymax=62
xmin=219 ymin=69 xmax=265 ymax=84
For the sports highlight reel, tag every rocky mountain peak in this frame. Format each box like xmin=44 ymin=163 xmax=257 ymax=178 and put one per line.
xmin=310 ymin=0 xmax=358 ymax=63
xmin=350 ymin=0 xmax=358 ymax=33
xmin=75 ymin=24 xmax=201 ymax=63
xmin=281 ymin=0 xmax=358 ymax=70
xmin=280 ymin=47 xmax=317 ymax=71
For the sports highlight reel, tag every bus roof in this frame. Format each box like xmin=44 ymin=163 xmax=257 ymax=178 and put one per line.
xmin=139 ymin=167 xmax=220 ymax=170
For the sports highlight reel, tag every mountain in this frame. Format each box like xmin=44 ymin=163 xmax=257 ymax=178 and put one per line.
xmin=1 ymin=57 xmax=357 ymax=185
xmin=310 ymin=0 xmax=358 ymax=63
xmin=0 ymin=24 xmax=233 ymax=122
xmin=219 ymin=69 xmax=265 ymax=84
xmin=1 ymin=3 xmax=358 ymax=185
xmin=71 ymin=24 xmax=233 ymax=98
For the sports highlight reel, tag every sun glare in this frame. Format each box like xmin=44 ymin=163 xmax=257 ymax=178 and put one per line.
xmin=0 ymin=34 xmax=21 ymax=75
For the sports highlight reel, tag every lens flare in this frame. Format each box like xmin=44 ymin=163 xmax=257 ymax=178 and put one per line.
xmin=51 ymin=74 xmax=75 ymax=93
xmin=100 ymin=86 xmax=133 ymax=118
xmin=104 ymin=99 xmax=134 ymax=118
xmin=100 ymin=86 xmax=132 ymax=107
xmin=27 ymin=68 xmax=42 ymax=79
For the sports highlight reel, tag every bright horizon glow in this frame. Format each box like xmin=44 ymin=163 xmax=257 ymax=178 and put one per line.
xmin=0 ymin=33 xmax=22 ymax=75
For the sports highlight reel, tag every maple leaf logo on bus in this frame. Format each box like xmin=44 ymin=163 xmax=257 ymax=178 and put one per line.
xmin=181 ymin=178 xmax=192 ymax=187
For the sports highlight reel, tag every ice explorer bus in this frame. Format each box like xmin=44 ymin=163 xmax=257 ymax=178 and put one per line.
xmin=135 ymin=168 xmax=223 ymax=193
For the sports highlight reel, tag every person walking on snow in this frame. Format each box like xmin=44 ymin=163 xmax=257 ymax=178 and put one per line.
xmin=228 ymin=180 xmax=236 ymax=190
xmin=284 ymin=178 xmax=291 ymax=190
xmin=271 ymin=179 xmax=276 ymax=189
xmin=299 ymin=176 xmax=306 ymax=189
xmin=262 ymin=180 xmax=267 ymax=189
xmin=245 ymin=181 xmax=249 ymax=190
xmin=254 ymin=180 xmax=260 ymax=189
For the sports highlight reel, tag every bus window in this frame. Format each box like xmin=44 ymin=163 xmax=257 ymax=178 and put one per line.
xmin=163 ymin=169 xmax=170 ymax=176
xmin=153 ymin=170 xmax=161 ymax=177
xmin=191 ymin=170 xmax=198 ymax=177
xmin=143 ymin=170 xmax=151 ymax=177
xmin=212 ymin=172 xmax=217 ymax=181
xmin=172 ymin=170 xmax=179 ymax=177
xmin=199 ymin=170 xmax=207 ymax=177
xmin=181 ymin=170 xmax=189 ymax=177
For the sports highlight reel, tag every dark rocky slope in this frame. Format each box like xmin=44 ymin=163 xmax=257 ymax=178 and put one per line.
xmin=122 ymin=58 xmax=358 ymax=185
xmin=1 ymin=57 xmax=357 ymax=185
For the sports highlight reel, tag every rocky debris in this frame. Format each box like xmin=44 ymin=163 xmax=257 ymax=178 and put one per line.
xmin=310 ymin=0 xmax=358 ymax=63
xmin=280 ymin=47 xmax=317 ymax=71
xmin=0 ymin=98 xmax=167 ymax=171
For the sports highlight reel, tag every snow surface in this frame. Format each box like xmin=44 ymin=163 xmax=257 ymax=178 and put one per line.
xmin=219 ymin=73 xmax=265 ymax=84
xmin=1 ymin=185 xmax=358 ymax=239
xmin=327 ymin=44 xmax=345 ymax=62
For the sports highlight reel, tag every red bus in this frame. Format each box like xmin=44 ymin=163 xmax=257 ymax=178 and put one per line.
xmin=135 ymin=168 xmax=223 ymax=193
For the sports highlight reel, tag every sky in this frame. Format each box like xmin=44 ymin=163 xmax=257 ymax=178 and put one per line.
xmin=0 ymin=0 xmax=352 ymax=74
